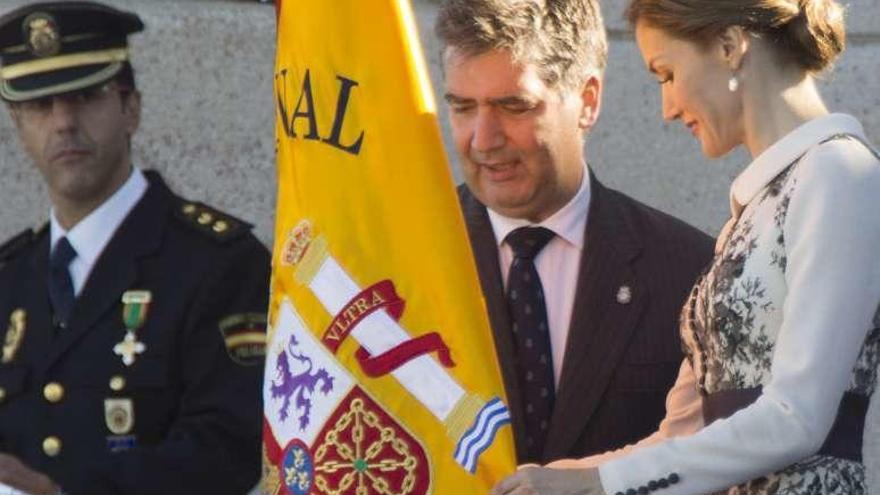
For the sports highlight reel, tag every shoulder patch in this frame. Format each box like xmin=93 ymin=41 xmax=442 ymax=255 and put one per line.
xmin=218 ymin=312 xmax=267 ymax=366
xmin=174 ymin=199 xmax=252 ymax=243
xmin=0 ymin=228 xmax=37 ymax=265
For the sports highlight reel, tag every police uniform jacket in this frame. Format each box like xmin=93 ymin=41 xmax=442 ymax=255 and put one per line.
xmin=0 ymin=171 xmax=270 ymax=495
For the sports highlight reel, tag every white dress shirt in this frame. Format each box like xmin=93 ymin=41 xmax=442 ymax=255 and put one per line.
xmin=50 ymin=168 xmax=148 ymax=296
xmin=589 ymin=114 xmax=880 ymax=494
xmin=487 ymin=163 xmax=590 ymax=386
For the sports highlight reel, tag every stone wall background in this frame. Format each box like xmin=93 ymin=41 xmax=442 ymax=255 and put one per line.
xmin=0 ymin=0 xmax=877 ymax=492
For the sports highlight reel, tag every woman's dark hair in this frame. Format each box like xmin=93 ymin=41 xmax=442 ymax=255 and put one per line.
xmin=625 ymin=0 xmax=846 ymax=72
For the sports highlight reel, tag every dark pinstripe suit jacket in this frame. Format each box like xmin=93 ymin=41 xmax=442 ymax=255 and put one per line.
xmin=458 ymin=172 xmax=714 ymax=463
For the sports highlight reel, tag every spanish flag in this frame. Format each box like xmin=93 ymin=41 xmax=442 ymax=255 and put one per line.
xmin=262 ymin=1 xmax=516 ymax=493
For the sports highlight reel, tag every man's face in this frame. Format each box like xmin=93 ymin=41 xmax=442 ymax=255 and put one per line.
xmin=8 ymin=81 xmax=140 ymax=211
xmin=443 ymin=47 xmax=599 ymax=222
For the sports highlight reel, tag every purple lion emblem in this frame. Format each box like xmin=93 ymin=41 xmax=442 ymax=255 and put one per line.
xmin=270 ymin=332 xmax=334 ymax=430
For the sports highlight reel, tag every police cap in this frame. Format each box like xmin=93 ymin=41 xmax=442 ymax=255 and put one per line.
xmin=0 ymin=1 xmax=143 ymax=102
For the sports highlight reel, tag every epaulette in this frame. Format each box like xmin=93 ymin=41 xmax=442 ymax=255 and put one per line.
xmin=0 ymin=228 xmax=36 ymax=266
xmin=173 ymin=199 xmax=252 ymax=243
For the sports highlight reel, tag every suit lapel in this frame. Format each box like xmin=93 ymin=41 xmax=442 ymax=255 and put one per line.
xmin=44 ymin=175 xmax=171 ymax=369
xmin=543 ymin=176 xmax=647 ymax=460
xmin=458 ymin=187 xmax=529 ymax=459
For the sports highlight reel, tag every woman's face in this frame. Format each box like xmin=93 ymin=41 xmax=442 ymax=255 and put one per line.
xmin=635 ymin=21 xmax=743 ymax=158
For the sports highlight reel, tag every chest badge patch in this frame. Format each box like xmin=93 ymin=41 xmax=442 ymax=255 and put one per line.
xmin=114 ymin=291 xmax=150 ymax=366
xmin=2 ymin=309 xmax=26 ymax=363
xmin=104 ymin=397 xmax=135 ymax=435
xmin=218 ymin=312 xmax=267 ymax=366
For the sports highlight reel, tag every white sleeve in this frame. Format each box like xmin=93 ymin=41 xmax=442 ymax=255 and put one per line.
xmin=598 ymin=140 xmax=880 ymax=495
xmin=546 ymin=359 xmax=703 ymax=469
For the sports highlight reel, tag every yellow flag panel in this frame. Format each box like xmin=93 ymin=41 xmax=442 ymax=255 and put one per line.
xmin=262 ymin=1 xmax=516 ymax=493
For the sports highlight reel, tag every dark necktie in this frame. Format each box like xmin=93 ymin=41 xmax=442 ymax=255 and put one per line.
xmin=48 ymin=237 xmax=77 ymax=328
xmin=505 ymin=226 xmax=556 ymax=462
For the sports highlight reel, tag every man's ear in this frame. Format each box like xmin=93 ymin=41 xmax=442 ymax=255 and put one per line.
xmin=718 ymin=25 xmax=750 ymax=71
xmin=122 ymin=89 xmax=141 ymax=135
xmin=578 ymin=74 xmax=602 ymax=130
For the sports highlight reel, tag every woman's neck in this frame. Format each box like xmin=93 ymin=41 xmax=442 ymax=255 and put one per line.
xmin=741 ymin=70 xmax=829 ymax=159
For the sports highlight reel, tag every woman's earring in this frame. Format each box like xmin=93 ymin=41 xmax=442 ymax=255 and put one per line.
xmin=728 ymin=75 xmax=739 ymax=92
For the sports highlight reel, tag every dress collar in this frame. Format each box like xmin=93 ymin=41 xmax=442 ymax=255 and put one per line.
xmin=730 ymin=113 xmax=866 ymax=213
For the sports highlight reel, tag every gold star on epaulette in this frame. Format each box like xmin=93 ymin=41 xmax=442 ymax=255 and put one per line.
xmin=175 ymin=200 xmax=249 ymax=243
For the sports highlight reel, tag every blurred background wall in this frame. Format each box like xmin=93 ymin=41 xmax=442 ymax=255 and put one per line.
xmin=0 ymin=0 xmax=877 ymax=491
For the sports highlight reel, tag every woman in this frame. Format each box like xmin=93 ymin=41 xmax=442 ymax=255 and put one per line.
xmin=491 ymin=0 xmax=880 ymax=494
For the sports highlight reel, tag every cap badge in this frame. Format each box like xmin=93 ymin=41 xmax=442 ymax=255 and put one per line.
xmin=23 ymin=12 xmax=61 ymax=58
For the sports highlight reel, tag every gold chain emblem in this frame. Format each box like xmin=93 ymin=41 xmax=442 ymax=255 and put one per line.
xmin=313 ymin=398 xmax=420 ymax=494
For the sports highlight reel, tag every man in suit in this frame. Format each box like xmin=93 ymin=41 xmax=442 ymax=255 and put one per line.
xmin=0 ymin=3 xmax=269 ymax=494
xmin=436 ymin=0 xmax=714 ymax=464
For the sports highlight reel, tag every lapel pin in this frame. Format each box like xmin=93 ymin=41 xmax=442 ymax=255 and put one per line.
xmin=616 ymin=285 xmax=632 ymax=305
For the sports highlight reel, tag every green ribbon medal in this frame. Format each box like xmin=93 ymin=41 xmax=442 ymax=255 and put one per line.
xmin=115 ymin=290 xmax=151 ymax=366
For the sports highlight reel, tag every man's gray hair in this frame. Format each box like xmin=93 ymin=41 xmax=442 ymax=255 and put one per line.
xmin=435 ymin=0 xmax=608 ymax=88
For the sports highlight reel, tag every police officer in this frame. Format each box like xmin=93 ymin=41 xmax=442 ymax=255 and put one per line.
xmin=0 ymin=2 xmax=270 ymax=494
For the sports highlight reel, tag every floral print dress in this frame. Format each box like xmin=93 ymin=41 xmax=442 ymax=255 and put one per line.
xmin=681 ymin=120 xmax=880 ymax=494
xmin=598 ymin=114 xmax=880 ymax=495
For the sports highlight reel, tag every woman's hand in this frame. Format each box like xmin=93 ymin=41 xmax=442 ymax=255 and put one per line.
xmin=490 ymin=466 xmax=606 ymax=495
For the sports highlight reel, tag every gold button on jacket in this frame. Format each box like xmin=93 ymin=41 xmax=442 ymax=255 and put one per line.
xmin=109 ymin=375 xmax=126 ymax=392
xmin=43 ymin=382 xmax=64 ymax=403
xmin=42 ymin=436 xmax=62 ymax=457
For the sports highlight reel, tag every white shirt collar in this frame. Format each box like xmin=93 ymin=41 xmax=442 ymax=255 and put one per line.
xmin=50 ymin=168 xmax=149 ymax=264
xmin=487 ymin=163 xmax=591 ymax=249
xmin=730 ymin=113 xmax=866 ymax=213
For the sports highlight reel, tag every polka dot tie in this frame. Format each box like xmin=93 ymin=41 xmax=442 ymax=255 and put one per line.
xmin=505 ymin=226 xmax=556 ymax=462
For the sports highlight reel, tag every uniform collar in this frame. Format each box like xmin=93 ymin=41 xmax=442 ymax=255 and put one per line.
xmin=487 ymin=162 xmax=591 ymax=249
xmin=50 ymin=167 xmax=148 ymax=265
xmin=730 ymin=113 xmax=865 ymax=213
